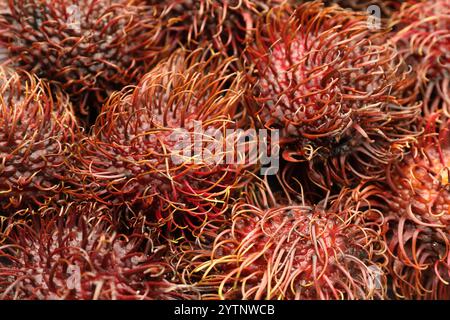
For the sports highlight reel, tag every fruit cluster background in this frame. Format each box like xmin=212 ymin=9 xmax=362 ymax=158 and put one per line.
xmin=0 ymin=0 xmax=449 ymax=300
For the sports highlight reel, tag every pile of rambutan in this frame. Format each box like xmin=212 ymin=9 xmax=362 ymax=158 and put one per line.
xmin=0 ymin=0 xmax=449 ymax=300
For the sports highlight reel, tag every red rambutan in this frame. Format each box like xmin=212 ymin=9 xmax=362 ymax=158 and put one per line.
xmin=380 ymin=115 xmax=450 ymax=299
xmin=0 ymin=0 xmax=169 ymax=118
xmin=245 ymin=1 xmax=420 ymax=189
xmin=323 ymin=0 xmax=403 ymax=18
xmin=70 ymin=48 xmax=256 ymax=236
xmin=173 ymin=179 xmax=388 ymax=300
xmin=148 ymin=0 xmax=285 ymax=56
xmin=0 ymin=67 xmax=78 ymax=213
xmin=390 ymin=0 xmax=450 ymax=117
xmin=0 ymin=201 xmax=197 ymax=300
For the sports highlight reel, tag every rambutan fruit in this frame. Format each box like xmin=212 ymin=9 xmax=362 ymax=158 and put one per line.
xmin=0 ymin=201 xmax=198 ymax=300
xmin=0 ymin=0 xmax=168 ymax=120
xmin=0 ymin=67 xmax=78 ymax=213
xmin=390 ymin=0 xmax=450 ymax=118
xmin=245 ymin=1 xmax=420 ymax=189
xmin=379 ymin=115 xmax=450 ymax=299
xmin=148 ymin=0 xmax=285 ymax=56
xmin=70 ymin=48 xmax=256 ymax=237
xmin=173 ymin=179 xmax=388 ymax=300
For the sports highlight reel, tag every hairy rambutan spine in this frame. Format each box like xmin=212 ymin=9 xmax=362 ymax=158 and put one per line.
xmin=0 ymin=67 xmax=78 ymax=213
xmin=0 ymin=201 xmax=198 ymax=300
xmin=148 ymin=0 xmax=285 ymax=56
xmin=379 ymin=114 xmax=450 ymax=299
xmin=173 ymin=178 xmax=388 ymax=300
xmin=0 ymin=0 xmax=169 ymax=117
xmin=70 ymin=48 xmax=256 ymax=237
xmin=245 ymin=1 xmax=420 ymax=189
xmin=390 ymin=0 xmax=450 ymax=118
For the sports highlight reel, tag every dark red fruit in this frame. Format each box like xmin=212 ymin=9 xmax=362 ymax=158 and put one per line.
xmin=390 ymin=0 xmax=450 ymax=118
xmin=0 ymin=201 xmax=197 ymax=300
xmin=0 ymin=0 xmax=169 ymax=117
xmin=70 ymin=48 xmax=255 ymax=236
xmin=381 ymin=115 xmax=450 ymax=299
xmin=0 ymin=68 xmax=78 ymax=213
xmin=245 ymin=2 xmax=419 ymax=189
xmin=174 ymin=179 xmax=388 ymax=300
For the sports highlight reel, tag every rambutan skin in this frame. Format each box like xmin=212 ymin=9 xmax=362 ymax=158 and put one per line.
xmin=0 ymin=68 xmax=78 ymax=213
xmin=390 ymin=0 xmax=450 ymax=117
xmin=0 ymin=0 xmax=169 ymax=116
xmin=378 ymin=116 xmax=450 ymax=299
xmin=173 ymin=181 xmax=388 ymax=300
xmin=244 ymin=2 xmax=420 ymax=189
xmin=148 ymin=0 xmax=285 ymax=56
xmin=69 ymin=48 xmax=256 ymax=235
xmin=1 ymin=0 xmax=447 ymax=302
xmin=0 ymin=201 xmax=197 ymax=300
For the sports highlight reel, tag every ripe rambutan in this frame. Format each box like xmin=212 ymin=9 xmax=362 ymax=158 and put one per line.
xmin=390 ymin=0 xmax=450 ymax=117
xmin=173 ymin=180 xmax=388 ymax=300
xmin=0 ymin=68 xmax=78 ymax=213
xmin=148 ymin=0 xmax=285 ymax=56
xmin=0 ymin=201 xmax=197 ymax=300
xmin=0 ymin=0 xmax=168 ymax=119
xmin=380 ymin=115 xmax=450 ymax=299
xmin=245 ymin=2 xmax=420 ymax=189
xmin=70 ymin=48 xmax=256 ymax=236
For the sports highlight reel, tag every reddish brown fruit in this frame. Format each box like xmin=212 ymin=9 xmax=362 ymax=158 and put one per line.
xmin=0 ymin=0 xmax=169 ymax=117
xmin=70 ymin=48 xmax=256 ymax=236
xmin=0 ymin=202 xmax=198 ymax=300
xmin=149 ymin=0 xmax=285 ymax=56
xmin=381 ymin=115 xmax=450 ymax=299
xmin=245 ymin=2 xmax=420 ymax=189
xmin=390 ymin=0 xmax=450 ymax=117
xmin=174 ymin=179 xmax=388 ymax=300
xmin=0 ymin=68 xmax=78 ymax=213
